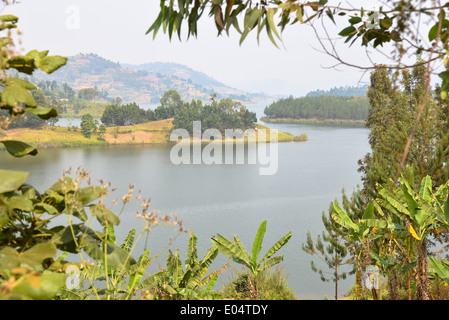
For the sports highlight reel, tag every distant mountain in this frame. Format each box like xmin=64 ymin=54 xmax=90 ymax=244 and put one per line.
xmin=233 ymin=78 xmax=303 ymax=97
xmin=123 ymin=61 xmax=227 ymax=90
xmin=30 ymin=53 xmax=260 ymax=105
xmin=306 ymin=85 xmax=369 ymax=97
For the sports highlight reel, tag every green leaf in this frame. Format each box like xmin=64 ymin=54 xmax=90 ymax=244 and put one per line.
xmin=258 ymin=231 xmax=291 ymax=268
xmin=251 ymin=220 xmax=266 ymax=269
xmin=76 ymin=186 xmax=106 ymax=205
xmin=20 ymin=242 xmax=58 ymax=270
xmin=37 ymin=55 xmax=67 ymax=74
xmin=332 ymin=201 xmax=359 ymax=231
xmin=33 ymin=203 xmax=58 ymax=215
xmin=0 ymin=206 xmax=9 ymax=228
xmin=0 ymin=242 xmax=58 ymax=271
xmin=0 ymin=169 xmax=29 ymax=193
xmin=25 ymin=106 xmax=58 ymax=120
xmin=211 ymin=233 xmax=251 ymax=268
xmin=0 ymin=140 xmax=37 ymax=157
xmin=4 ymin=195 xmax=33 ymax=211
xmin=121 ymin=228 xmax=136 ymax=253
xmin=0 ymin=15 xmax=18 ymax=22
xmin=2 ymin=77 xmax=36 ymax=90
xmin=104 ymin=242 xmax=136 ymax=270
xmin=349 ymin=16 xmax=362 ymax=24
xmin=339 ymin=25 xmax=356 ymax=37
xmin=380 ymin=17 xmax=392 ymax=29
xmin=258 ymin=255 xmax=284 ymax=273
xmin=51 ymin=224 xmax=84 ymax=253
xmin=419 ymin=175 xmax=432 ymax=203
xmin=429 ymin=257 xmax=449 ymax=284
xmin=266 ymin=8 xmax=281 ymax=40
xmin=201 ymin=274 xmax=218 ymax=297
xmin=89 ymin=204 xmax=120 ymax=226
xmin=362 ymin=202 xmax=375 ymax=219
xmin=12 ymin=273 xmax=66 ymax=300
xmin=1 ymin=84 xmax=37 ymax=107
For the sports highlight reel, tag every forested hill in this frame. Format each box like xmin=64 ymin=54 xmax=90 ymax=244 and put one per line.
xmin=262 ymin=95 xmax=370 ymax=122
xmin=306 ymin=85 xmax=369 ymax=97
xmin=26 ymin=53 xmax=260 ymax=105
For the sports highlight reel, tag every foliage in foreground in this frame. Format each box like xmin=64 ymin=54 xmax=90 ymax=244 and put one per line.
xmin=221 ymin=266 xmax=297 ymax=300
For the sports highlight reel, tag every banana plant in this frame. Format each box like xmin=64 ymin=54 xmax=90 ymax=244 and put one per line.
xmin=375 ymin=175 xmax=449 ymax=300
xmin=332 ymin=201 xmax=389 ymax=299
xmin=211 ymin=220 xmax=291 ymax=298
xmin=146 ymin=233 xmax=228 ymax=300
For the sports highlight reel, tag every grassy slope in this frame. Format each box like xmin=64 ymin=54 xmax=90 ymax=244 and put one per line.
xmin=1 ymin=119 xmax=306 ymax=149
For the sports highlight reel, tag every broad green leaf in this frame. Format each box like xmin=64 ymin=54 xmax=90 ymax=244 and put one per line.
xmin=6 ymin=55 xmax=34 ymax=74
xmin=12 ymin=273 xmax=66 ymax=300
xmin=201 ymin=274 xmax=218 ymax=297
xmin=0 ymin=242 xmax=57 ymax=271
xmin=212 ymin=233 xmax=251 ymax=268
xmin=51 ymin=224 xmax=84 ymax=253
xmin=0 ymin=247 xmax=20 ymax=270
xmin=37 ymin=55 xmax=67 ymax=74
xmin=0 ymin=206 xmax=9 ymax=228
xmin=429 ymin=257 xmax=449 ymax=284
xmin=258 ymin=255 xmax=284 ymax=273
xmin=1 ymin=140 xmax=37 ymax=157
xmin=46 ymin=176 xmax=74 ymax=194
xmin=25 ymin=106 xmax=58 ymax=120
xmin=251 ymin=220 xmax=266 ymax=269
xmin=21 ymin=242 xmax=58 ymax=270
xmin=419 ymin=175 xmax=432 ymax=202
xmin=258 ymin=231 xmax=291 ymax=267
xmin=2 ymin=77 xmax=36 ymax=90
xmin=33 ymin=203 xmax=58 ymax=215
xmin=4 ymin=195 xmax=33 ymax=211
xmin=1 ymin=85 xmax=36 ymax=107
xmin=379 ymin=188 xmax=410 ymax=216
xmin=332 ymin=201 xmax=359 ymax=231
xmin=76 ymin=186 xmax=106 ymax=205
xmin=362 ymin=202 xmax=375 ymax=219
xmin=360 ymin=218 xmax=387 ymax=229
xmin=0 ymin=14 xmax=18 ymax=22
xmin=89 ymin=204 xmax=120 ymax=226
xmin=0 ymin=169 xmax=29 ymax=193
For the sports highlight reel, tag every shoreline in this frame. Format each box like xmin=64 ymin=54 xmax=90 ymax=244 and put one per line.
xmin=260 ymin=117 xmax=366 ymax=127
xmin=0 ymin=120 xmax=307 ymax=151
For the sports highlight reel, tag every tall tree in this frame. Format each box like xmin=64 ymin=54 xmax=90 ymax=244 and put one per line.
xmin=80 ymin=113 xmax=97 ymax=138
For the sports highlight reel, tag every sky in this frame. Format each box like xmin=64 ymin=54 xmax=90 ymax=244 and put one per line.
xmin=5 ymin=0 xmax=409 ymax=96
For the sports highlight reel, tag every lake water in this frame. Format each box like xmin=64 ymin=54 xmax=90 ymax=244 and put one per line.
xmin=0 ymin=101 xmax=370 ymax=299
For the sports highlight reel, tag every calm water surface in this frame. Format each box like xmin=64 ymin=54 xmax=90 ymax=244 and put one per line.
xmin=0 ymin=102 xmax=370 ymax=299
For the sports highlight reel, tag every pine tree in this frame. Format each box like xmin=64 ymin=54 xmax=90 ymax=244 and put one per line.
xmin=302 ymin=190 xmax=359 ymax=300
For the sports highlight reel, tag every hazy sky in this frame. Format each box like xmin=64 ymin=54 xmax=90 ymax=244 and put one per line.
xmin=6 ymin=0 xmax=403 ymax=96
